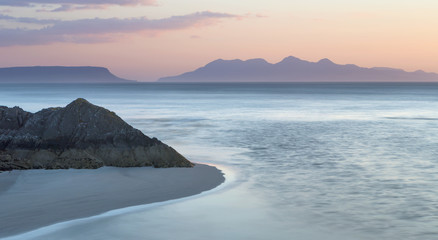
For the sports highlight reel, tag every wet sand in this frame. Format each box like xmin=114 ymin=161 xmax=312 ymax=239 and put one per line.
xmin=0 ymin=164 xmax=225 ymax=238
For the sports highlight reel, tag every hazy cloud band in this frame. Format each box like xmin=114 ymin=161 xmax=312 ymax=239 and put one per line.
xmin=0 ymin=11 xmax=238 ymax=46
xmin=0 ymin=0 xmax=155 ymax=6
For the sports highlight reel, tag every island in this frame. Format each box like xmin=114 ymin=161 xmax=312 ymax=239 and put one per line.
xmin=0 ymin=66 xmax=133 ymax=83
xmin=158 ymin=56 xmax=438 ymax=82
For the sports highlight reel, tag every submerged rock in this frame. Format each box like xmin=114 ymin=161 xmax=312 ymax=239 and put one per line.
xmin=0 ymin=98 xmax=193 ymax=171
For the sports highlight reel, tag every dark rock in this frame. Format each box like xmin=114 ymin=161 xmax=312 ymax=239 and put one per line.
xmin=0 ymin=98 xmax=193 ymax=171
xmin=0 ymin=106 xmax=32 ymax=130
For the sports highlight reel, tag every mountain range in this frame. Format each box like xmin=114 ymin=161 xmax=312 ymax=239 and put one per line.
xmin=158 ymin=56 xmax=438 ymax=82
xmin=0 ymin=66 xmax=132 ymax=83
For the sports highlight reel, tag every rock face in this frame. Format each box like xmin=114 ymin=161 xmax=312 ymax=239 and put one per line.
xmin=0 ymin=98 xmax=193 ymax=171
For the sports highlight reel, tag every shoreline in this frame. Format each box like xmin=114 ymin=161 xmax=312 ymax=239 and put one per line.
xmin=0 ymin=163 xmax=225 ymax=239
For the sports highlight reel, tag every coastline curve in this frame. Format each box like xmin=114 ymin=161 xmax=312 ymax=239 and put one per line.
xmin=0 ymin=163 xmax=230 ymax=239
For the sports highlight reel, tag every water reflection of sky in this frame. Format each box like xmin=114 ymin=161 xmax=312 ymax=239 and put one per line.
xmin=2 ymin=83 xmax=438 ymax=240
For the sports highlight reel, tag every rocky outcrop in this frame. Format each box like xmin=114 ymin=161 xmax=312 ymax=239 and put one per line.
xmin=0 ymin=98 xmax=193 ymax=171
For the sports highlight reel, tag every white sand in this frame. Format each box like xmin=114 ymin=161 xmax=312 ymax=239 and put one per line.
xmin=0 ymin=164 xmax=224 ymax=238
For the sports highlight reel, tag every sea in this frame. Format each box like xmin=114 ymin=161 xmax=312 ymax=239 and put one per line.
xmin=1 ymin=82 xmax=438 ymax=240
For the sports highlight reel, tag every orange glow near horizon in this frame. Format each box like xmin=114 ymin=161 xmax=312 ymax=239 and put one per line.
xmin=0 ymin=0 xmax=437 ymax=81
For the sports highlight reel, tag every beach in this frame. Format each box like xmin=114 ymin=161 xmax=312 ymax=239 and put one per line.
xmin=0 ymin=164 xmax=225 ymax=238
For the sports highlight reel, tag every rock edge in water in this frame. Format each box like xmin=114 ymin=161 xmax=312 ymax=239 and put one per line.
xmin=0 ymin=98 xmax=193 ymax=171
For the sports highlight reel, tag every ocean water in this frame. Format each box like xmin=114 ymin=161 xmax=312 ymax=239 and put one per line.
xmin=1 ymin=82 xmax=438 ymax=240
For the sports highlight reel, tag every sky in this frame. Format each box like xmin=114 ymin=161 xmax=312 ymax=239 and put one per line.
xmin=0 ymin=0 xmax=437 ymax=81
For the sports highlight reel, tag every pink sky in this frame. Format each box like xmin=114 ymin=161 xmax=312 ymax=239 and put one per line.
xmin=0 ymin=0 xmax=437 ymax=81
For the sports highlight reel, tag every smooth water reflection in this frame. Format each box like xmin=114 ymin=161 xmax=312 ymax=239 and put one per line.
xmin=1 ymin=83 xmax=438 ymax=240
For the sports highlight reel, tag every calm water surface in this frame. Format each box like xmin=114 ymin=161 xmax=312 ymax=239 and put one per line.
xmin=1 ymin=83 xmax=438 ymax=240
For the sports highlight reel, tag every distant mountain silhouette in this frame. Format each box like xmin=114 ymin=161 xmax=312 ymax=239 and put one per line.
xmin=0 ymin=66 xmax=133 ymax=83
xmin=158 ymin=56 xmax=438 ymax=82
